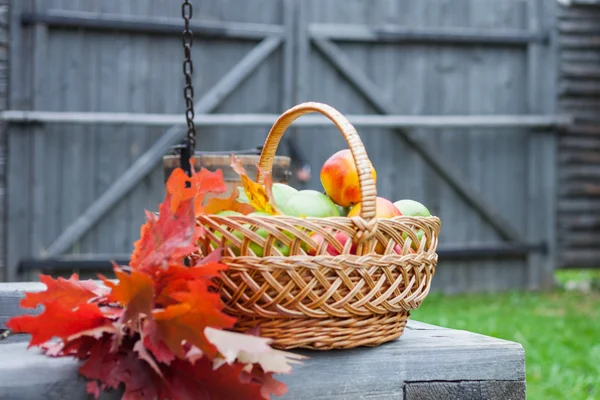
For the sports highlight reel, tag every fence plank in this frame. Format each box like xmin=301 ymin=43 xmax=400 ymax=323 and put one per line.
xmin=6 ymin=0 xmax=32 ymax=281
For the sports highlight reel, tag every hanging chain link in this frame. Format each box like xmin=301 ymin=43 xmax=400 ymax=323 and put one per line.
xmin=181 ymin=0 xmax=196 ymax=175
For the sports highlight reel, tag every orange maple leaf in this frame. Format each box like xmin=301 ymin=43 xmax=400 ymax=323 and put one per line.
xmin=154 ymin=261 xmax=228 ymax=308
xmin=166 ymin=158 xmax=227 ymax=215
xmin=152 ymin=279 xmax=236 ymax=359
xmin=101 ymin=266 xmax=155 ymax=325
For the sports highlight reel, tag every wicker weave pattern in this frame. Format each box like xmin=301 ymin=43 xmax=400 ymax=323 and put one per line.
xmin=195 ymin=102 xmax=441 ymax=350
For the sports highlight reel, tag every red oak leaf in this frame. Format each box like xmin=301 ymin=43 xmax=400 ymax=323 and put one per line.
xmin=80 ymin=337 xmax=160 ymax=400
xmin=20 ymin=274 xmax=100 ymax=310
xmin=161 ymin=357 xmax=266 ymax=400
xmin=129 ymin=191 xmax=199 ymax=272
xmin=240 ymin=367 xmax=290 ymax=399
xmin=152 ymin=279 xmax=236 ymax=359
xmin=142 ymin=319 xmax=176 ymax=365
xmin=7 ymin=301 xmax=112 ymax=347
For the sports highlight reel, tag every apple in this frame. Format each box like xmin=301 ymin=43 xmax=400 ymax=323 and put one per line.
xmin=393 ymin=199 xmax=430 ymax=217
xmin=320 ymin=149 xmax=377 ymax=207
xmin=347 ymin=196 xmax=402 ymax=219
xmin=347 ymin=197 xmax=401 ymax=254
xmin=393 ymin=199 xmax=430 ymax=251
xmin=209 ymin=211 xmax=289 ymax=257
xmin=280 ymin=190 xmax=341 ymax=218
xmin=306 ymin=230 xmax=355 ymax=256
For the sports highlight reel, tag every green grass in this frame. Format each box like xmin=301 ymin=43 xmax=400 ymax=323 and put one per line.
xmin=411 ymin=289 xmax=600 ymax=400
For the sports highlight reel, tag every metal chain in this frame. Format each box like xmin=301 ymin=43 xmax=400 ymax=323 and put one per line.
xmin=181 ymin=0 xmax=196 ymax=176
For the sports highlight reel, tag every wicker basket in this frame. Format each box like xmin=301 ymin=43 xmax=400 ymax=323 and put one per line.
xmin=196 ymin=102 xmax=441 ymax=350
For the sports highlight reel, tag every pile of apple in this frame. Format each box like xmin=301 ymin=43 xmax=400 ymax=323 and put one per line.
xmin=216 ymin=149 xmax=431 ymax=257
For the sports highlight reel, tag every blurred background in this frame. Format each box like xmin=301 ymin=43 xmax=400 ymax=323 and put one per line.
xmin=0 ymin=0 xmax=598 ymax=398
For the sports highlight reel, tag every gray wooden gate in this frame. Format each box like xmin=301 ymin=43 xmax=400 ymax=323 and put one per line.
xmin=2 ymin=0 xmax=566 ymax=293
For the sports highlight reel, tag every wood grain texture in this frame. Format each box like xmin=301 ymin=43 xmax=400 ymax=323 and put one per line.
xmin=404 ymin=380 xmax=526 ymax=400
xmin=0 ymin=326 xmax=525 ymax=400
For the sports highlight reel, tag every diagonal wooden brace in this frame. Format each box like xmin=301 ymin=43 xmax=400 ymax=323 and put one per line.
xmin=312 ymin=38 xmax=524 ymax=243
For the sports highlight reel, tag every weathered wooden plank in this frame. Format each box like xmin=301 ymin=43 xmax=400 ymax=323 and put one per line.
xmin=560 ymin=80 xmax=600 ymax=96
xmin=29 ymin=0 xmax=48 ymax=280
xmin=43 ymin=36 xmax=282 ymax=257
xmin=560 ymin=136 xmax=600 ymax=150
xmin=0 ymin=326 xmax=525 ymax=400
xmin=558 ymin=5 xmax=600 ymax=19
xmin=560 ymin=165 xmax=600 ymax=180
xmin=559 ymin=198 xmax=600 ymax=212
xmin=559 ymin=231 xmax=600 ymax=247
xmin=0 ymin=110 xmax=573 ymax=129
xmin=560 ymin=99 xmax=600 ymax=113
xmin=559 ymin=214 xmax=600 ymax=229
xmin=561 ymin=63 xmax=600 ymax=79
xmin=559 ymin=20 xmax=600 ymax=35
xmin=6 ymin=0 xmax=32 ymax=281
xmin=309 ymin=23 xmax=547 ymax=45
xmin=560 ymin=182 xmax=600 ymax=197
xmin=559 ymin=150 xmax=600 ymax=164
xmin=561 ymin=51 xmax=600 ymax=67
xmin=312 ymin=37 xmax=524 ymax=243
xmin=404 ymin=380 xmax=526 ymax=400
xmin=560 ymin=250 xmax=600 ymax=268
xmin=560 ymin=35 xmax=600 ymax=49
xmin=0 ymin=281 xmax=46 ymax=329
xmin=282 ymin=0 xmax=294 ymax=110
xmin=21 ymin=9 xmax=284 ymax=40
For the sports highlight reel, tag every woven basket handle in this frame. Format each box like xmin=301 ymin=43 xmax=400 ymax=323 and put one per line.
xmin=257 ymin=102 xmax=377 ymax=220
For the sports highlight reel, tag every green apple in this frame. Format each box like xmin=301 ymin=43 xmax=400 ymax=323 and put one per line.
xmin=280 ymin=190 xmax=341 ymax=218
xmin=393 ymin=199 xmax=430 ymax=250
xmin=393 ymin=199 xmax=430 ymax=217
xmin=272 ymin=183 xmax=298 ymax=207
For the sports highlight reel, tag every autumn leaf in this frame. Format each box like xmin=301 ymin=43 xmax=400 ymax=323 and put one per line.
xmin=129 ymin=192 xmax=198 ymax=272
xmin=166 ymin=160 xmax=227 ymax=215
xmin=101 ymin=266 xmax=155 ymax=325
xmin=231 ymin=155 xmax=280 ymax=215
xmin=240 ymin=367 xmax=290 ymax=399
xmin=153 ymin=261 xmax=227 ymax=307
xmin=80 ymin=337 xmax=160 ymax=400
xmin=204 ymin=185 xmax=256 ymax=215
xmin=205 ymin=327 xmax=306 ymax=375
xmin=19 ymin=274 xmax=101 ymax=310
xmin=163 ymin=357 xmax=267 ymax=400
xmin=7 ymin=301 xmax=112 ymax=347
xmin=142 ymin=320 xmax=176 ymax=365
xmin=152 ymin=279 xmax=236 ymax=359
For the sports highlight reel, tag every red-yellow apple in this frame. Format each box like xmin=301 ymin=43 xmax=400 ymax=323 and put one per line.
xmin=320 ymin=149 xmax=377 ymax=207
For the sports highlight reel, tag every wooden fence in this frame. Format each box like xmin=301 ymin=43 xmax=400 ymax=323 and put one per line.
xmin=557 ymin=1 xmax=600 ymax=269
xmin=0 ymin=0 xmax=582 ymax=293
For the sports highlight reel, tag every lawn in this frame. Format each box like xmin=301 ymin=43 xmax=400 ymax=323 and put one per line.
xmin=411 ymin=285 xmax=600 ymax=400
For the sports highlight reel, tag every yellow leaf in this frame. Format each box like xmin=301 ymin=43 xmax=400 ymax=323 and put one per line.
xmin=230 ymin=155 xmax=281 ymax=215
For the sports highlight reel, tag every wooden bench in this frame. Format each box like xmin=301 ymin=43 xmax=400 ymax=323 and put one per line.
xmin=0 ymin=282 xmax=526 ymax=400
